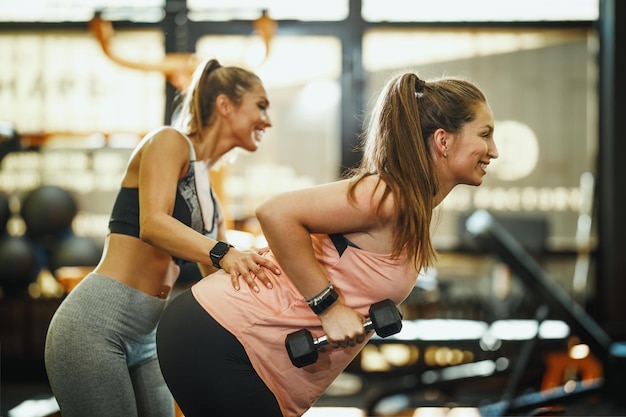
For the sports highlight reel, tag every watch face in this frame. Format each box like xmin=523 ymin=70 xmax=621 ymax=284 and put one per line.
xmin=210 ymin=242 xmax=231 ymax=269
xmin=211 ymin=242 xmax=229 ymax=257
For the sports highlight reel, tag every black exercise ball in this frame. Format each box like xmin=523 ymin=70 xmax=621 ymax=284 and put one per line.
xmin=0 ymin=235 xmax=39 ymax=293
xmin=49 ymin=235 xmax=102 ymax=274
xmin=21 ymin=185 xmax=78 ymax=237
xmin=0 ymin=192 xmax=9 ymax=235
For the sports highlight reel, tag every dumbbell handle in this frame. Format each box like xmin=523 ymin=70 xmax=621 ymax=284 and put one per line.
xmin=312 ymin=319 xmax=374 ymax=348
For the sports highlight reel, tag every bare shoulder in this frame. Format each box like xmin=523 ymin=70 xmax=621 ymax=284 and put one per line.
xmin=350 ymin=174 xmax=395 ymax=217
xmin=136 ymin=126 xmax=190 ymax=157
xmin=123 ymin=127 xmax=190 ymax=185
xmin=144 ymin=126 xmax=188 ymax=145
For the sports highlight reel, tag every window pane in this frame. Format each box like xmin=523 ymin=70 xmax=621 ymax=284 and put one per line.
xmin=0 ymin=0 xmax=165 ymax=22
xmin=362 ymin=0 xmax=599 ymax=22
xmin=189 ymin=0 xmax=348 ymax=21
xmin=0 ymin=31 xmax=166 ymax=133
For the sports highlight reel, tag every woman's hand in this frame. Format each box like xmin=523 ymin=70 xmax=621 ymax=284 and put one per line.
xmin=256 ymin=246 xmax=270 ymax=256
xmin=220 ymin=248 xmax=281 ymax=292
xmin=318 ymin=303 xmax=367 ymax=348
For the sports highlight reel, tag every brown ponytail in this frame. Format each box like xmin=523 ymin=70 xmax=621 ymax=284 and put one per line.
xmin=172 ymin=59 xmax=262 ymax=136
xmin=348 ymin=72 xmax=487 ymax=271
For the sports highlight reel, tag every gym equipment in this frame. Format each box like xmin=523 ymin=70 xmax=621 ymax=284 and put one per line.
xmin=21 ymin=185 xmax=77 ymax=237
xmin=0 ymin=235 xmax=39 ymax=294
xmin=49 ymin=234 xmax=102 ymax=274
xmin=465 ymin=210 xmax=611 ymax=362
xmin=364 ymin=210 xmax=625 ymax=416
xmin=285 ymin=299 xmax=402 ymax=368
xmin=464 ymin=209 xmax=625 ymax=416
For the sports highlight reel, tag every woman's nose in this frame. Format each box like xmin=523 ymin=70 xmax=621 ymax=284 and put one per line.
xmin=488 ymin=141 xmax=499 ymax=159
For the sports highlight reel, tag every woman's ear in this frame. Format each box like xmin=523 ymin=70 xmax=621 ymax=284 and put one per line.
xmin=215 ymin=94 xmax=231 ymax=116
xmin=433 ymin=128 xmax=449 ymax=157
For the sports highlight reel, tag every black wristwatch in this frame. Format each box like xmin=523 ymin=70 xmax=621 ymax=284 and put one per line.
xmin=210 ymin=241 xmax=233 ymax=269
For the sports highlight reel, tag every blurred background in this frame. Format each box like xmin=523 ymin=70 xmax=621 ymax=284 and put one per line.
xmin=1 ymin=0 xmax=625 ymax=416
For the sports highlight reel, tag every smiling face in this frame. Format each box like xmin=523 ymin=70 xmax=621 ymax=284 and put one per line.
xmin=227 ymin=83 xmax=272 ymax=152
xmin=443 ymin=101 xmax=498 ymax=187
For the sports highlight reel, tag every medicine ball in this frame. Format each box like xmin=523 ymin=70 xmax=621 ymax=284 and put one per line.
xmin=21 ymin=185 xmax=78 ymax=237
xmin=49 ymin=235 xmax=102 ymax=274
xmin=0 ymin=235 xmax=39 ymax=293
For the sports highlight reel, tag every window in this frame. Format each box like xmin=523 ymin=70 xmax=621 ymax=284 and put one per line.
xmin=362 ymin=0 xmax=598 ymax=22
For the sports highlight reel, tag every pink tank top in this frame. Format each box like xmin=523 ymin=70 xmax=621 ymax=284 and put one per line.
xmin=192 ymin=234 xmax=417 ymax=417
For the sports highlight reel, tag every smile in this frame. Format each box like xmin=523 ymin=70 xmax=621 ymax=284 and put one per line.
xmin=253 ymin=128 xmax=265 ymax=141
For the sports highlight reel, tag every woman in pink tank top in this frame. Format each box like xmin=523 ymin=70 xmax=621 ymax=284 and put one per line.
xmin=156 ymin=71 xmax=499 ymax=417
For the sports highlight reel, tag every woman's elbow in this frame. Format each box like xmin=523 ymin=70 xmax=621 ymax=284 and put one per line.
xmin=138 ymin=220 xmax=158 ymax=245
xmin=256 ymin=200 xmax=280 ymax=228
xmin=255 ymin=203 xmax=269 ymax=225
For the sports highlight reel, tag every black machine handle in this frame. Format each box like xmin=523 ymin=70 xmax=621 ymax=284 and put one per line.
xmin=465 ymin=210 xmax=613 ymax=366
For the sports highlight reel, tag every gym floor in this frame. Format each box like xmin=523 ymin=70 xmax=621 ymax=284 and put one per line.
xmin=3 ymin=368 xmax=626 ymax=417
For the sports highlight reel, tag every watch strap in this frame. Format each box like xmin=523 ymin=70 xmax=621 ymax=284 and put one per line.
xmin=309 ymin=287 xmax=339 ymax=315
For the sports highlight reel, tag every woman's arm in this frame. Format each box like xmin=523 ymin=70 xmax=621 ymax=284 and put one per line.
xmin=197 ymin=194 xmax=230 ymax=279
xmin=196 ymin=194 xmax=277 ymax=291
xmin=256 ymin=176 xmax=394 ymax=346
xmin=137 ymin=128 xmax=279 ymax=290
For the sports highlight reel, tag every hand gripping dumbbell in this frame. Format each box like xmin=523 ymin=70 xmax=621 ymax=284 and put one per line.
xmin=285 ymin=299 xmax=402 ymax=368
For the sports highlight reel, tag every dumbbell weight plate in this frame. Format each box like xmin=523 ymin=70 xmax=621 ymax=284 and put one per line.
xmin=285 ymin=329 xmax=319 ymax=368
xmin=370 ymin=299 xmax=403 ymax=337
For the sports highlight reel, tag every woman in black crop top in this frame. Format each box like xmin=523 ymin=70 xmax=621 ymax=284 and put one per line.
xmin=45 ymin=59 xmax=280 ymax=417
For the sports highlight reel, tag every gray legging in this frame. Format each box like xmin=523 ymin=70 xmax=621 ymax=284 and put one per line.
xmin=45 ymin=273 xmax=174 ymax=417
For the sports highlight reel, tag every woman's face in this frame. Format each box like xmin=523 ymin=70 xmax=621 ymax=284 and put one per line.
xmin=228 ymin=83 xmax=272 ymax=152
xmin=447 ymin=101 xmax=498 ymax=186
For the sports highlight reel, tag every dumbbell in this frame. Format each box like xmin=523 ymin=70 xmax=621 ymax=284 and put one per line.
xmin=285 ymin=299 xmax=402 ymax=368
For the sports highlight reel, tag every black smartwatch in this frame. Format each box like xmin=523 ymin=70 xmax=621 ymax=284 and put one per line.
xmin=210 ymin=241 xmax=233 ymax=269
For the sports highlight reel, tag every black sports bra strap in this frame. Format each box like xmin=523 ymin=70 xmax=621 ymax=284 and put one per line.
xmin=329 ymin=233 xmax=360 ymax=257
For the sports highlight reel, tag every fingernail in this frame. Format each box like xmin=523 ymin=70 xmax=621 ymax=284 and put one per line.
xmin=254 ymin=286 xmax=260 ymax=293
xmin=235 ymin=285 xmax=240 ymax=291
xmin=275 ymin=269 xmax=281 ymax=274
xmin=266 ymin=282 xmax=273 ymax=289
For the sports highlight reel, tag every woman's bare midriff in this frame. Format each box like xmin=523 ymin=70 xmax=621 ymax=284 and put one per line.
xmin=93 ymin=234 xmax=180 ymax=299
